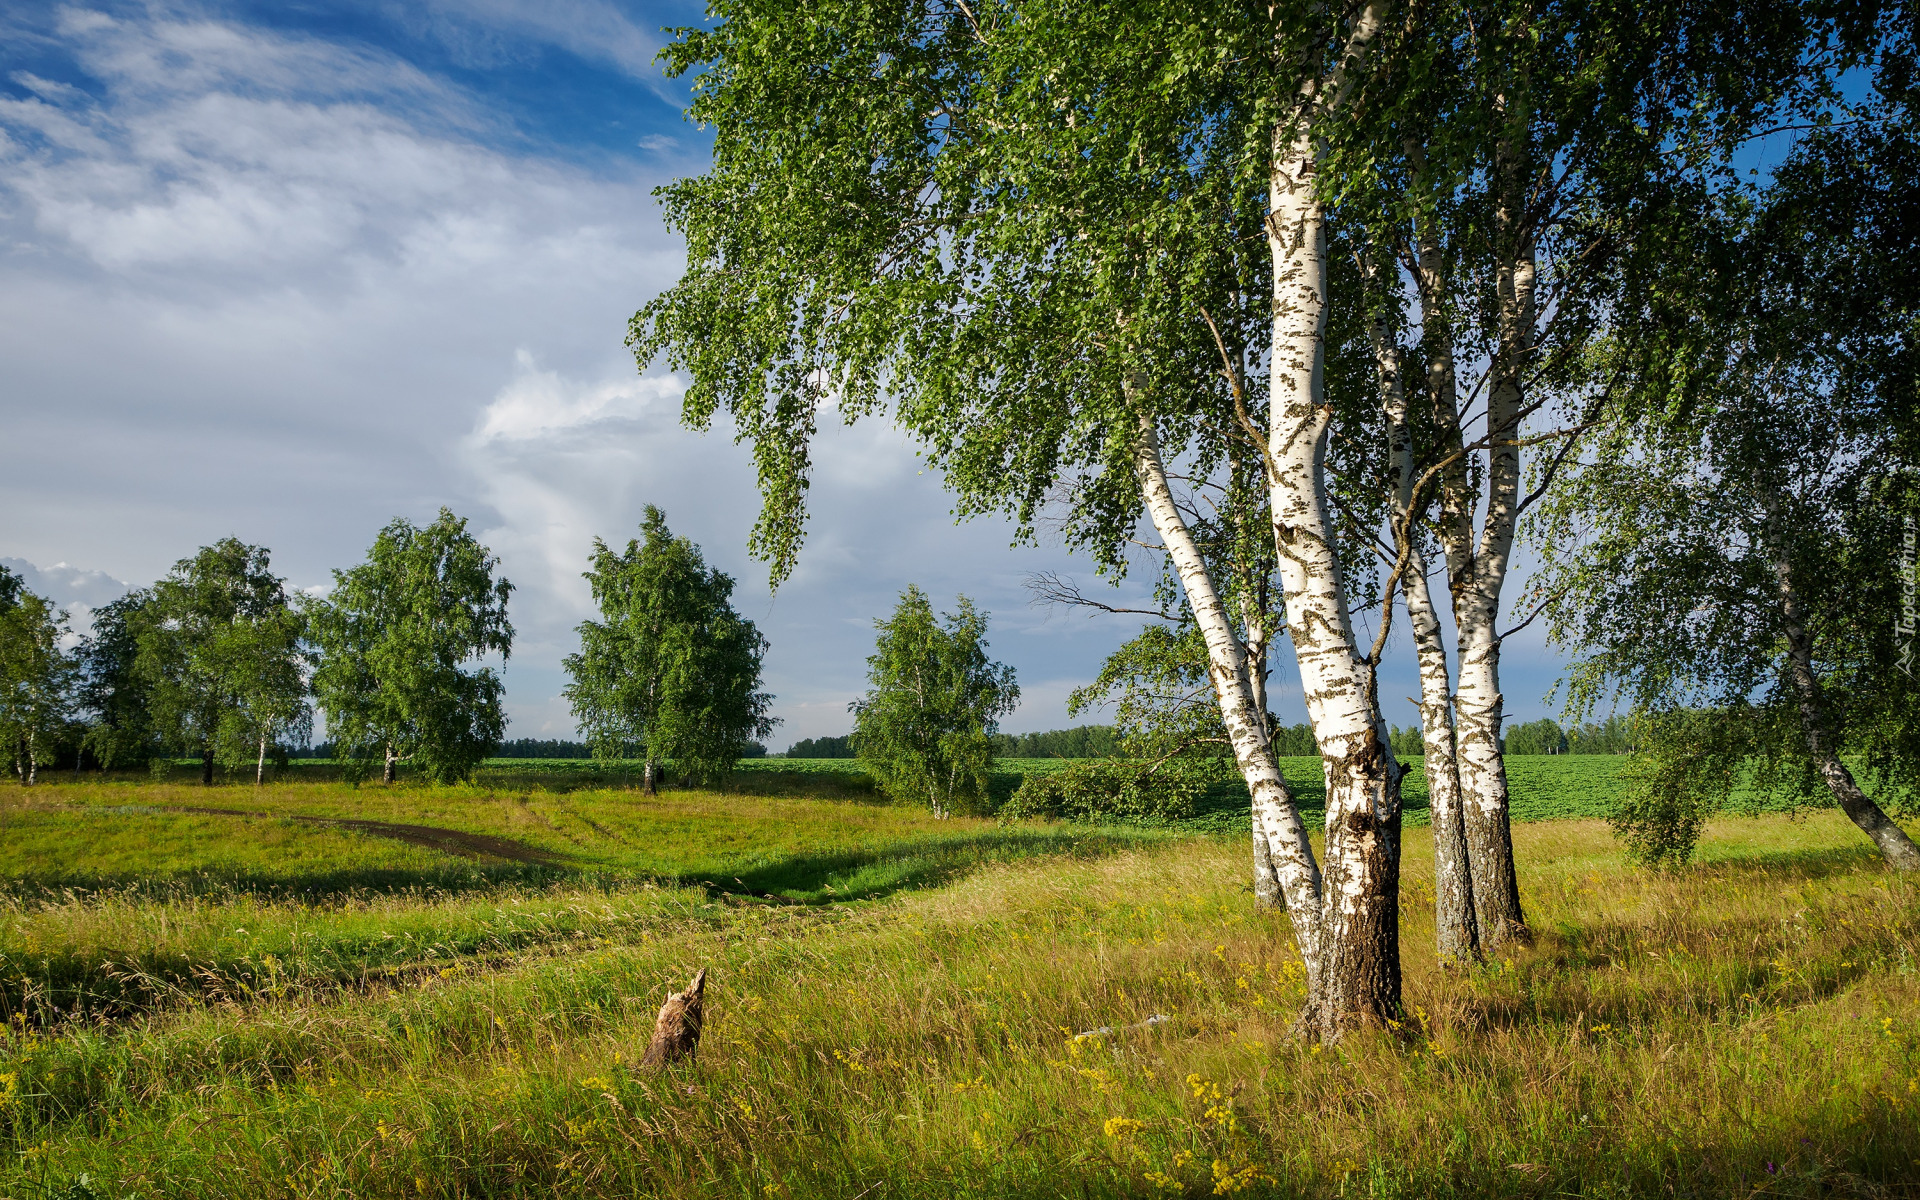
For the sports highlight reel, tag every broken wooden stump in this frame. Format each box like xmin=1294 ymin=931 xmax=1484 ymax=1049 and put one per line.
xmin=640 ymin=968 xmax=706 ymax=1068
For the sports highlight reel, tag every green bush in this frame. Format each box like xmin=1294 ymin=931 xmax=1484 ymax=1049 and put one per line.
xmin=1000 ymin=759 xmax=1204 ymax=822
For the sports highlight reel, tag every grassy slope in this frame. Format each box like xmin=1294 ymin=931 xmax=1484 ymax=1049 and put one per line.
xmin=0 ymin=784 xmax=1168 ymax=900
xmin=0 ymin=781 xmax=1916 ymax=1198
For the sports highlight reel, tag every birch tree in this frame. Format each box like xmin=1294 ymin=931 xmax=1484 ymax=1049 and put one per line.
xmin=1037 ymin=442 xmax=1291 ymax=908
xmin=852 ymin=587 xmax=1018 ymax=817
xmin=136 ymin=539 xmax=299 ymax=786
xmin=307 ymin=511 xmax=513 ymax=785
xmin=563 ymin=507 xmax=776 ymax=794
xmin=635 ymin=0 xmax=1422 ymax=1035
xmin=1537 ymin=114 xmax=1920 ymax=871
xmin=1327 ymin=0 xmax=1842 ymax=949
xmin=214 ymin=606 xmax=311 ymax=785
xmin=0 ymin=586 xmax=77 ymax=787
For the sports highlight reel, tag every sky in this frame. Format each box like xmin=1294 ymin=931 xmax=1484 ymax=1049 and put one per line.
xmin=0 ymin=0 xmax=1575 ymax=746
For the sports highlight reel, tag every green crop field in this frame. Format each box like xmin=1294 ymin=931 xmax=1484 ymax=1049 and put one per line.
xmin=0 ymin=770 xmax=1914 ymax=1200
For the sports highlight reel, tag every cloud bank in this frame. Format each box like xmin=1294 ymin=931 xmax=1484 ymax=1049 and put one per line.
xmin=0 ymin=2 xmax=1570 ymax=745
xmin=0 ymin=2 xmax=1168 ymax=743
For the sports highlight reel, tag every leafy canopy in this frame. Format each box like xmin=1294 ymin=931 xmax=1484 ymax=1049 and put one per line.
xmin=852 ymin=587 xmax=1018 ymax=817
xmin=1537 ymin=108 xmax=1920 ymax=863
xmin=75 ymin=591 xmax=160 ymax=770
xmin=307 ymin=510 xmax=513 ymax=785
xmin=0 ymin=582 xmax=78 ymax=777
xmin=563 ymin=506 xmax=776 ymax=785
xmin=635 ymin=0 xmax=1309 ymax=586
xmin=136 ymin=539 xmax=304 ymax=773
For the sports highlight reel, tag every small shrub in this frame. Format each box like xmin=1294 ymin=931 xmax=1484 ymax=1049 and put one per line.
xmin=1001 ymin=759 xmax=1204 ymax=822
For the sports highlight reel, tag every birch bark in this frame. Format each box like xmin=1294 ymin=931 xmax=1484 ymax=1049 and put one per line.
xmin=1449 ymin=123 xmax=1534 ymax=944
xmin=1417 ymin=125 xmax=1531 ymax=946
xmin=1405 ymin=556 xmax=1478 ymax=955
xmin=1402 ymin=183 xmax=1481 ymax=959
xmin=1242 ymin=595 xmax=1286 ymax=910
xmin=1771 ymin=539 xmax=1920 ymax=871
xmin=1265 ymin=0 xmax=1402 ymax=1032
xmin=1371 ymin=249 xmax=1479 ymax=963
xmin=1135 ymin=421 xmax=1323 ymax=971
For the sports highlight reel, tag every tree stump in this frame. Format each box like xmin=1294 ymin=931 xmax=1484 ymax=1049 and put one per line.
xmin=640 ymin=968 xmax=706 ymax=1068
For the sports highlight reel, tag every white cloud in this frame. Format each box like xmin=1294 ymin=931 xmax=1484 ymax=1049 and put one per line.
xmin=2 ymin=33 xmax=538 ymax=278
xmin=471 ymin=351 xmax=684 ymax=444
xmin=0 ymin=9 xmax=684 ymax=668
xmin=55 ymin=8 xmax=453 ymax=108
xmin=0 ymin=556 xmax=134 ymax=610
xmin=421 ymin=0 xmax=669 ymax=82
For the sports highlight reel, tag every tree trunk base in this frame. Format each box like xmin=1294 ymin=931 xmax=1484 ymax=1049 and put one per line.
xmin=640 ymin=969 xmax=706 ymax=1068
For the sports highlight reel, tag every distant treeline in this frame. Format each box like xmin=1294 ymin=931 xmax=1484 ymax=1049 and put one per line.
xmin=492 ymin=738 xmax=590 ymax=758
xmin=784 ymin=728 xmax=1121 ymax=759
xmin=291 ymin=737 xmax=769 ymax=761
xmin=993 ymin=726 xmax=1117 ymax=758
xmin=1382 ymin=716 xmax=1635 ymax=756
xmin=293 ymin=719 xmax=1628 ymax=764
xmin=786 ymin=723 xmax=1329 ymax=760
xmin=291 ymin=738 xmax=582 ymax=760
xmin=784 ymin=735 xmax=856 ymax=759
xmin=1503 ymin=716 xmax=1637 ymax=755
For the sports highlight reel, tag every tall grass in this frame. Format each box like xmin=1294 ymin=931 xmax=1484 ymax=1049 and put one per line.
xmin=0 ymin=810 xmax=1914 ymax=1198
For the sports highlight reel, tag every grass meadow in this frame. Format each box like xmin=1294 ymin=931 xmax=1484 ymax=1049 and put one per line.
xmin=0 ymin=766 xmax=1914 ymax=1199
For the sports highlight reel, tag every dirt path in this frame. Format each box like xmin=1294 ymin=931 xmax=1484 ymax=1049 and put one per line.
xmin=166 ymin=806 xmax=574 ymax=866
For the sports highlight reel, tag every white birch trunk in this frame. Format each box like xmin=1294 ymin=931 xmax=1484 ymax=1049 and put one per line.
xmin=1135 ymin=421 xmax=1323 ymax=972
xmin=1404 ymin=557 xmax=1479 ymax=958
xmin=1370 ymin=247 xmax=1480 ymax=964
xmin=1769 ymin=519 xmax=1920 ymax=871
xmin=1404 ymin=147 xmax=1487 ymax=958
xmin=256 ymin=733 xmax=268 ymax=786
xmin=1241 ymin=593 xmax=1285 ymax=911
xmin=1265 ymin=0 xmax=1401 ymax=1034
xmin=1449 ymin=138 xmax=1535 ymax=944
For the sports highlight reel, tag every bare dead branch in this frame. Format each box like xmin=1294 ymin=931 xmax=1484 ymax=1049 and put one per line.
xmin=1026 ymin=571 xmax=1180 ymax=621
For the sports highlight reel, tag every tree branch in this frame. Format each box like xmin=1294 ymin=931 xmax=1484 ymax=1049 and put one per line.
xmin=1025 ymin=572 xmax=1180 ymax=621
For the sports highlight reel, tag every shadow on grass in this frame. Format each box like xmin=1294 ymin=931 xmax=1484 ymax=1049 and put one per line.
xmin=1692 ymin=841 xmax=1886 ymax=880
xmin=102 ymin=760 xmax=891 ymax=800
xmin=0 ymin=814 xmax=1165 ymax=912
xmin=687 ymin=826 xmax=1169 ymax=905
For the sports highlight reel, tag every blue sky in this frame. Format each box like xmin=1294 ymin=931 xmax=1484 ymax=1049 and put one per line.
xmin=0 ymin=0 xmax=1577 ymax=745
